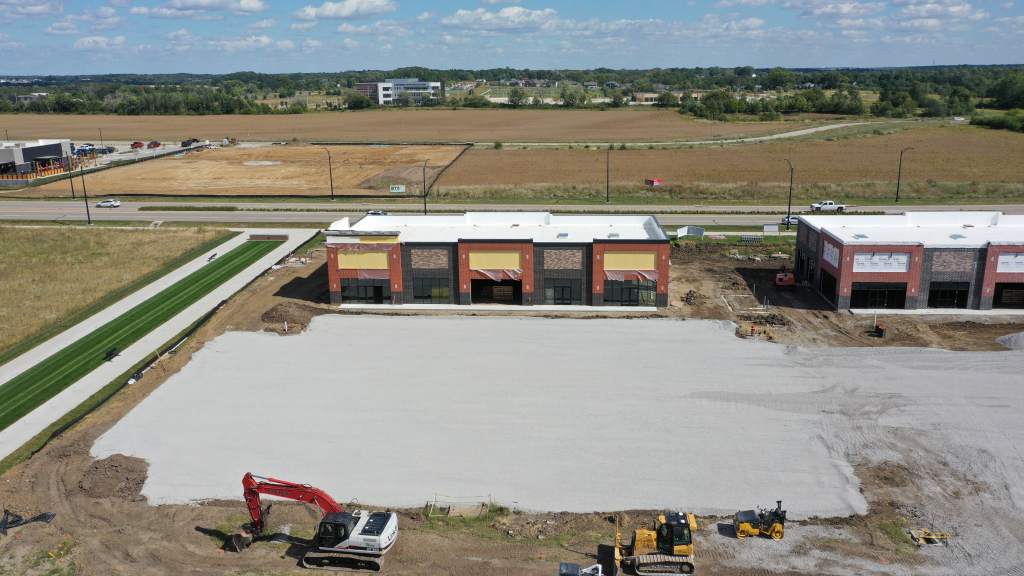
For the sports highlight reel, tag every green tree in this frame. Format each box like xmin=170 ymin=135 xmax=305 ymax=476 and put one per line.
xmin=396 ymin=91 xmax=415 ymax=107
xmin=656 ymin=91 xmax=678 ymax=108
xmin=764 ymin=67 xmax=795 ymax=91
xmin=507 ymin=86 xmax=528 ymax=108
xmin=920 ymin=97 xmax=946 ymax=117
xmin=345 ymin=92 xmax=374 ymax=110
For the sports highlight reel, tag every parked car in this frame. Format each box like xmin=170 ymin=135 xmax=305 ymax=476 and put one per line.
xmin=104 ymin=146 xmax=117 ymax=154
xmin=190 ymin=137 xmax=200 ymax=143
xmin=781 ymin=215 xmax=799 ymax=225
xmin=131 ymin=141 xmax=144 ymax=149
xmin=147 ymin=141 xmax=161 ymax=149
xmin=181 ymin=140 xmax=192 ymax=147
xmin=96 ymin=199 xmax=121 ymax=208
xmin=367 ymin=210 xmax=389 ymax=216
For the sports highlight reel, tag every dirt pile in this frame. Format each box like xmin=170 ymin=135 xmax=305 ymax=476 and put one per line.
xmin=738 ymin=312 xmax=792 ymax=327
xmin=77 ymin=454 xmax=148 ymax=500
xmin=682 ymin=290 xmax=710 ymax=306
xmin=259 ymin=302 xmax=326 ymax=334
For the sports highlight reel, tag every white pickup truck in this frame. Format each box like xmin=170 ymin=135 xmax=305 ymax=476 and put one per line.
xmin=809 ymin=200 xmax=848 ymax=212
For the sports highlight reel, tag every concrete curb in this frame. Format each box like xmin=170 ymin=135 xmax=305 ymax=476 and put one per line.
xmin=0 ymin=228 xmax=317 ymax=463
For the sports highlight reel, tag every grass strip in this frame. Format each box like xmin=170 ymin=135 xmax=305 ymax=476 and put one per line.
xmin=0 ymin=239 xmax=282 ymax=432
xmin=138 ymin=205 xmax=239 ymax=211
xmin=0 ymin=229 xmax=238 ymax=368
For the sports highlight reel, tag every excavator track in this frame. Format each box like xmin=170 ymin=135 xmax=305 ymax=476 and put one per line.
xmin=301 ymin=548 xmax=384 ymax=572
xmin=632 ymin=553 xmax=695 ymax=575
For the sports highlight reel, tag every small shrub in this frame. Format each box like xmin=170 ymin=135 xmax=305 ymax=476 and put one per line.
xmin=493 ymin=141 xmax=503 ymax=149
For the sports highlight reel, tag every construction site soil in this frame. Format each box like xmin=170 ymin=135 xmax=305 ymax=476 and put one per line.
xmin=2 ymin=246 xmax=1023 ymax=576
xmin=26 ymin=144 xmax=464 ymax=198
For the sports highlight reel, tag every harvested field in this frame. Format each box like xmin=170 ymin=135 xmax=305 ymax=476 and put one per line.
xmin=4 ymin=109 xmax=792 ymax=143
xmin=28 ymin=144 xmax=463 ymax=198
xmin=438 ymin=126 xmax=1024 ymax=192
xmin=0 ymin=226 xmax=228 ymax=359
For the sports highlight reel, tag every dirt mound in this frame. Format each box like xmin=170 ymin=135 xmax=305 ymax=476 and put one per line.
xmin=683 ymin=290 xmax=710 ymax=306
xmin=78 ymin=454 xmax=148 ymax=500
xmin=738 ymin=312 xmax=792 ymax=326
xmin=259 ymin=302 xmax=332 ymax=334
xmin=671 ymin=242 xmax=724 ymax=259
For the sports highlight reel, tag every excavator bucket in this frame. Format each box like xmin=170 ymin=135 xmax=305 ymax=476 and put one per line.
xmin=233 ymin=504 xmax=270 ymax=552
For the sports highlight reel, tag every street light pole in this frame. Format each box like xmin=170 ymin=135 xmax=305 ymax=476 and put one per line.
xmin=422 ymin=158 xmax=429 ymax=215
xmin=784 ymin=158 xmax=794 ymax=231
xmin=64 ymin=153 xmax=76 ymax=199
xmin=896 ymin=147 xmax=913 ymax=204
xmin=99 ymin=128 xmax=104 ymax=149
xmin=322 ymin=147 xmax=335 ymax=201
xmin=80 ymin=164 xmax=92 ymax=225
xmin=606 ymin=148 xmax=610 ymax=204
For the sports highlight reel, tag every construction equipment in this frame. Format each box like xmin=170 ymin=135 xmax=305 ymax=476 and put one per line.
xmin=233 ymin=473 xmax=398 ymax=572
xmin=901 ymin=517 xmax=950 ymax=546
xmin=733 ymin=500 xmax=786 ymax=540
xmin=775 ymin=266 xmax=796 ymax=291
xmin=600 ymin=512 xmax=696 ymax=576
xmin=558 ymin=562 xmax=603 ymax=576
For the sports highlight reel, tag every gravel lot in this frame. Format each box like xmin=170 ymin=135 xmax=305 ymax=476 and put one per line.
xmin=93 ymin=316 xmax=1023 ymax=525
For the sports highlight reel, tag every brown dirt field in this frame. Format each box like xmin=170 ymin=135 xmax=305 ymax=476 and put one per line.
xmin=28 ymin=144 xmax=463 ymax=198
xmin=3 ymin=109 xmax=794 ymax=144
xmin=0 ymin=227 xmax=227 ymax=356
xmin=439 ymin=126 xmax=1024 ymax=188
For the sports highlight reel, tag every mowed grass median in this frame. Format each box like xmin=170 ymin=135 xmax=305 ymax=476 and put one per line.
xmin=0 ymin=239 xmax=283 ymax=433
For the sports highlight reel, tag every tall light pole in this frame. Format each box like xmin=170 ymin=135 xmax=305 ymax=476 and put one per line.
xmin=99 ymin=128 xmax=104 ymax=150
xmin=784 ymin=158 xmax=794 ymax=231
xmin=895 ymin=147 xmax=913 ymax=204
xmin=321 ymin=147 xmax=335 ymax=201
xmin=80 ymin=163 xmax=92 ymax=225
xmin=64 ymin=152 xmax=76 ymax=199
xmin=606 ymin=148 xmax=610 ymax=203
xmin=422 ymin=158 xmax=429 ymax=215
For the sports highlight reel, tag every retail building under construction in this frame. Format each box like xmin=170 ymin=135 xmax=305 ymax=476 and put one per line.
xmin=325 ymin=212 xmax=670 ymax=307
xmin=795 ymin=211 xmax=1024 ymax=311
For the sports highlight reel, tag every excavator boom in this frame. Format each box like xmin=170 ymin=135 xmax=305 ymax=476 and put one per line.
xmin=242 ymin=472 xmax=344 ymax=534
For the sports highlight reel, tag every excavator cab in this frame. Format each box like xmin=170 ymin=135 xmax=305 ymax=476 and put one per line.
xmin=656 ymin=515 xmax=693 ymax=555
xmin=316 ymin=512 xmax=359 ymax=549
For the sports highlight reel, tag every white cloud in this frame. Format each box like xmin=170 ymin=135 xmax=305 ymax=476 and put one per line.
xmin=336 ymin=19 xmax=410 ymax=34
xmin=108 ymin=0 xmax=131 ymax=6
xmin=275 ymin=39 xmax=294 ymax=48
xmin=45 ymin=21 xmax=81 ymax=34
xmin=0 ymin=0 xmax=65 ymax=19
xmin=784 ymin=1 xmax=887 ymax=19
xmin=289 ymin=20 xmax=318 ymax=30
xmin=291 ymin=0 xmax=397 ymax=20
xmin=342 ymin=36 xmax=359 ymax=46
xmin=438 ymin=7 xmax=562 ymax=34
xmin=61 ymin=6 xmax=131 ymax=30
xmin=73 ymin=34 xmax=126 ymax=48
xmin=712 ymin=0 xmax=774 ymax=8
xmin=895 ymin=2 xmax=987 ymax=20
xmin=162 ymin=0 xmax=268 ymax=12
xmin=413 ymin=10 xmax=435 ymax=21
xmin=247 ymin=17 xmax=275 ymax=28
xmin=208 ymin=34 xmax=273 ymax=51
xmin=165 ymin=27 xmax=199 ymax=40
xmin=0 ymin=33 xmax=9 ymax=40
xmin=481 ymin=0 xmax=521 ymax=5
xmin=301 ymin=37 xmax=321 ymax=50
xmin=1000 ymin=1 xmax=1014 ymax=7
xmin=830 ymin=16 xmax=885 ymax=27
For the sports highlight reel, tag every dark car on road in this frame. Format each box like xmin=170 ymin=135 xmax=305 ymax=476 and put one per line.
xmin=147 ymin=141 xmax=161 ymax=149
xmin=181 ymin=140 xmax=192 ymax=147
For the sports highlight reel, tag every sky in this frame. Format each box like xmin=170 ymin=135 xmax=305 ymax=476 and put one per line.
xmin=1 ymin=0 xmax=1022 ymax=74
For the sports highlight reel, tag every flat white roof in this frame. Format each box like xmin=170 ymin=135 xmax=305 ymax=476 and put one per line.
xmin=326 ymin=212 xmax=668 ymax=244
xmin=800 ymin=211 xmax=1024 ymax=249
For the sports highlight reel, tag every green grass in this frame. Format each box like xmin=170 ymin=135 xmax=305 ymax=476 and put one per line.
xmin=0 ymin=239 xmax=282 ymax=433
xmin=878 ymin=520 xmax=916 ymax=550
xmin=0 ymin=230 xmax=236 ymax=369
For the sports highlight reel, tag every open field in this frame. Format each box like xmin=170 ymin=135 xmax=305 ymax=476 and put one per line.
xmin=1 ymin=109 xmax=800 ymax=143
xmin=0 ymin=227 xmax=230 ymax=361
xmin=0 ymin=239 xmax=282 ymax=433
xmin=24 ymin=143 xmax=463 ymax=198
xmin=439 ymin=126 xmax=1024 ymax=194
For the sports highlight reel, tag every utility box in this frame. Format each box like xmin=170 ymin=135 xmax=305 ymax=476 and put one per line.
xmin=645 ymin=179 xmax=662 ymax=186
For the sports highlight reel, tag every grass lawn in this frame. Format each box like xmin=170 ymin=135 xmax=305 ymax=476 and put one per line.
xmin=0 ymin=239 xmax=282 ymax=433
xmin=0 ymin=227 xmax=232 ymax=362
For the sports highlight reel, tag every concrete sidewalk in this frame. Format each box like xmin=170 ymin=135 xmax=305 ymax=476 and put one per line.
xmin=0 ymin=228 xmax=318 ymax=463
xmin=850 ymin=308 xmax=1024 ymax=316
xmin=338 ymin=303 xmax=657 ymax=313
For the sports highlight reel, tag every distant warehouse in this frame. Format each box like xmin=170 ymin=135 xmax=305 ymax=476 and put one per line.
xmin=354 ymin=78 xmax=442 ymax=105
xmin=324 ymin=212 xmax=670 ymax=307
xmin=795 ymin=212 xmax=1024 ymax=311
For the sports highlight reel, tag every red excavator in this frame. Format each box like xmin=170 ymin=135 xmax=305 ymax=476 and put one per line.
xmin=775 ymin=265 xmax=796 ymax=291
xmin=233 ymin=472 xmax=399 ymax=572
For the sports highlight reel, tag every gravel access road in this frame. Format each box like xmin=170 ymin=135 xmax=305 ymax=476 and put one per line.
xmin=93 ymin=316 xmax=1024 ymax=525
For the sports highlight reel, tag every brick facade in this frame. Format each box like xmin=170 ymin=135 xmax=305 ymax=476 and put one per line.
xmin=535 ymin=245 xmax=593 ymax=305
xmin=919 ymin=248 xmax=986 ymax=309
xmin=979 ymin=244 xmax=1024 ymax=309
xmin=326 ymin=243 xmax=403 ymax=304
xmin=457 ymin=241 xmax=536 ymax=305
xmin=592 ymin=241 xmax=671 ymax=308
xmin=401 ymin=243 xmax=458 ymax=304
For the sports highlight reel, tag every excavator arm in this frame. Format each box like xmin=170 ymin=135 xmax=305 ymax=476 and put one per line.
xmin=235 ymin=472 xmax=345 ymax=550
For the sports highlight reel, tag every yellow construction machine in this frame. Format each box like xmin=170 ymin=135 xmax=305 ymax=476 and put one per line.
xmin=597 ymin=512 xmax=696 ymax=576
xmin=733 ymin=500 xmax=786 ymax=540
xmin=901 ymin=517 xmax=950 ymax=546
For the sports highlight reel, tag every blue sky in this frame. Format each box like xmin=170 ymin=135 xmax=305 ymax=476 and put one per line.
xmin=1 ymin=0 xmax=1022 ymax=74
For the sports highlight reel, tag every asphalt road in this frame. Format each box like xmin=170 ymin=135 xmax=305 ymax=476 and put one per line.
xmin=1 ymin=200 xmax=1022 ymax=227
